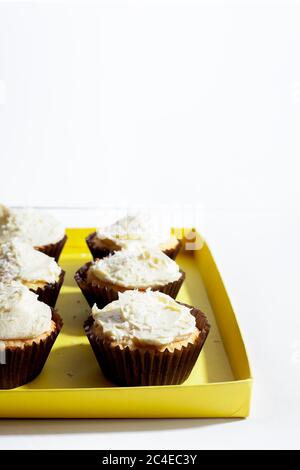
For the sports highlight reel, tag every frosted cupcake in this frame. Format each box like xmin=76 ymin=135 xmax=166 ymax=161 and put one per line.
xmin=75 ymin=246 xmax=185 ymax=307
xmin=86 ymin=214 xmax=181 ymax=260
xmin=0 ymin=282 xmax=62 ymax=389
xmin=0 ymin=240 xmax=64 ymax=307
xmin=0 ymin=205 xmax=67 ymax=261
xmin=84 ymin=290 xmax=210 ymax=386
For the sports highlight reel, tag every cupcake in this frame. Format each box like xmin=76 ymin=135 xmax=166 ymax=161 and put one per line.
xmin=84 ymin=290 xmax=210 ymax=386
xmin=75 ymin=246 xmax=185 ymax=308
xmin=0 ymin=282 xmax=62 ymax=389
xmin=0 ymin=205 xmax=67 ymax=261
xmin=86 ymin=213 xmax=181 ymax=260
xmin=0 ymin=240 xmax=65 ymax=307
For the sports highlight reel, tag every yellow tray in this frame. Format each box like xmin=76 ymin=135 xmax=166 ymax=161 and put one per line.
xmin=0 ymin=228 xmax=252 ymax=418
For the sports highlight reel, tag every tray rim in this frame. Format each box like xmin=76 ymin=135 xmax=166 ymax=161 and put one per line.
xmin=0 ymin=378 xmax=252 ymax=394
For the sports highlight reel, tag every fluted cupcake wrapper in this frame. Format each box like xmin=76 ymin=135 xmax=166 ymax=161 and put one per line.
xmin=75 ymin=262 xmax=185 ymax=308
xmin=0 ymin=311 xmax=63 ymax=389
xmin=35 ymin=234 xmax=67 ymax=262
xmin=31 ymin=269 xmax=65 ymax=308
xmin=163 ymin=239 xmax=182 ymax=260
xmin=86 ymin=232 xmax=182 ymax=261
xmin=86 ymin=233 xmax=112 ymax=260
xmin=84 ymin=306 xmax=210 ymax=386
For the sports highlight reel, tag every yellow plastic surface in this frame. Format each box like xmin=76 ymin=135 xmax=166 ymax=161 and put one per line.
xmin=0 ymin=228 xmax=252 ymax=418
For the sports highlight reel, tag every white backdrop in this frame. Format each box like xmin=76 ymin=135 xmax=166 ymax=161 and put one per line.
xmin=1 ymin=0 xmax=300 ymax=210
xmin=0 ymin=0 xmax=300 ymax=450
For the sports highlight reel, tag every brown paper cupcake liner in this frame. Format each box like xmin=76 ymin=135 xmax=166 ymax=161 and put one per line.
xmin=86 ymin=232 xmax=182 ymax=261
xmin=86 ymin=232 xmax=112 ymax=260
xmin=0 ymin=311 xmax=63 ymax=389
xmin=31 ymin=269 xmax=65 ymax=308
xmin=163 ymin=239 xmax=182 ymax=260
xmin=35 ymin=234 xmax=67 ymax=262
xmin=75 ymin=262 xmax=185 ymax=308
xmin=84 ymin=305 xmax=210 ymax=386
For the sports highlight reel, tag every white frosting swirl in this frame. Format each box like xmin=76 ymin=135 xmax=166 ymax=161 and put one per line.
xmin=92 ymin=290 xmax=196 ymax=347
xmin=95 ymin=213 xmax=173 ymax=249
xmin=0 ymin=282 xmax=52 ymax=340
xmin=0 ymin=240 xmax=61 ymax=284
xmin=0 ymin=205 xmax=65 ymax=246
xmin=89 ymin=246 xmax=181 ymax=288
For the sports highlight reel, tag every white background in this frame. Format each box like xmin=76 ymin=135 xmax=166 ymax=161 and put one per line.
xmin=0 ymin=0 xmax=300 ymax=450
